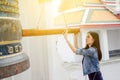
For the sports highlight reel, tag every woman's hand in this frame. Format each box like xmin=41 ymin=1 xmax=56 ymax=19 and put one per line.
xmin=63 ymin=29 xmax=77 ymax=53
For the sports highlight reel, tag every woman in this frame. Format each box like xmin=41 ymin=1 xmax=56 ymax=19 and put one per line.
xmin=64 ymin=31 xmax=103 ymax=80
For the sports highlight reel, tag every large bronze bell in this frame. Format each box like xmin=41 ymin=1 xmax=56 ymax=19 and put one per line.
xmin=0 ymin=0 xmax=30 ymax=79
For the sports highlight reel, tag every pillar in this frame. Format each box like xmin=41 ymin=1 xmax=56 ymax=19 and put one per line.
xmin=80 ymin=29 xmax=88 ymax=48
xmin=99 ymin=29 xmax=109 ymax=60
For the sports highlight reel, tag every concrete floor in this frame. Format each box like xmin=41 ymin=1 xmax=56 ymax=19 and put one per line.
xmin=101 ymin=57 xmax=120 ymax=80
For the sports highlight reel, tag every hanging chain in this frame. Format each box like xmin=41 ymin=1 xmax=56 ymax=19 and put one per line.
xmin=36 ymin=4 xmax=44 ymax=29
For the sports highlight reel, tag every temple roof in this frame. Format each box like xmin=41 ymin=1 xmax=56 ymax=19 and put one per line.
xmin=54 ymin=0 xmax=120 ymax=27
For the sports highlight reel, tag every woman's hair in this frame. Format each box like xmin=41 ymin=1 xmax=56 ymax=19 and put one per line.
xmin=85 ymin=31 xmax=102 ymax=61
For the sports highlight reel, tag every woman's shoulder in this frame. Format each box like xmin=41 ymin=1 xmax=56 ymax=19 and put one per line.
xmin=88 ymin=47 xmax=97 ymax=52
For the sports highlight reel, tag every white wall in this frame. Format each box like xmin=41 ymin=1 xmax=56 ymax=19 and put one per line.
xmin=107 ymin=29 xmax=120 ymax=51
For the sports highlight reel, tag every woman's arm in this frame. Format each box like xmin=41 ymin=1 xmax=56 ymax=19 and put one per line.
xmin=64 ymin=31 xmax=96 ymax=56
xmin=63 ymin=30 xmax=77 ymax=53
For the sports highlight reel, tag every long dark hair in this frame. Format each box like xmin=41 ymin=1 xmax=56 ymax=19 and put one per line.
xmin=85 ymin=31 xmax=102 ymax=61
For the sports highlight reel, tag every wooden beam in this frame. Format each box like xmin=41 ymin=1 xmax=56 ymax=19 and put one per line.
xmin=22 ymin=24 xmax=120 ymax=37
xmin=22 ymin=27 xmax=80 ymax=37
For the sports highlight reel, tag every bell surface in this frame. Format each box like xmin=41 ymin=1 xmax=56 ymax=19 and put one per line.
xmin=0 ymin=0 xmax=30 ymax=79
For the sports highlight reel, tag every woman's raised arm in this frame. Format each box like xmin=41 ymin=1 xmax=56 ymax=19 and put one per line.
xmin=63 ymin=30 xmax=78 ymax=54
